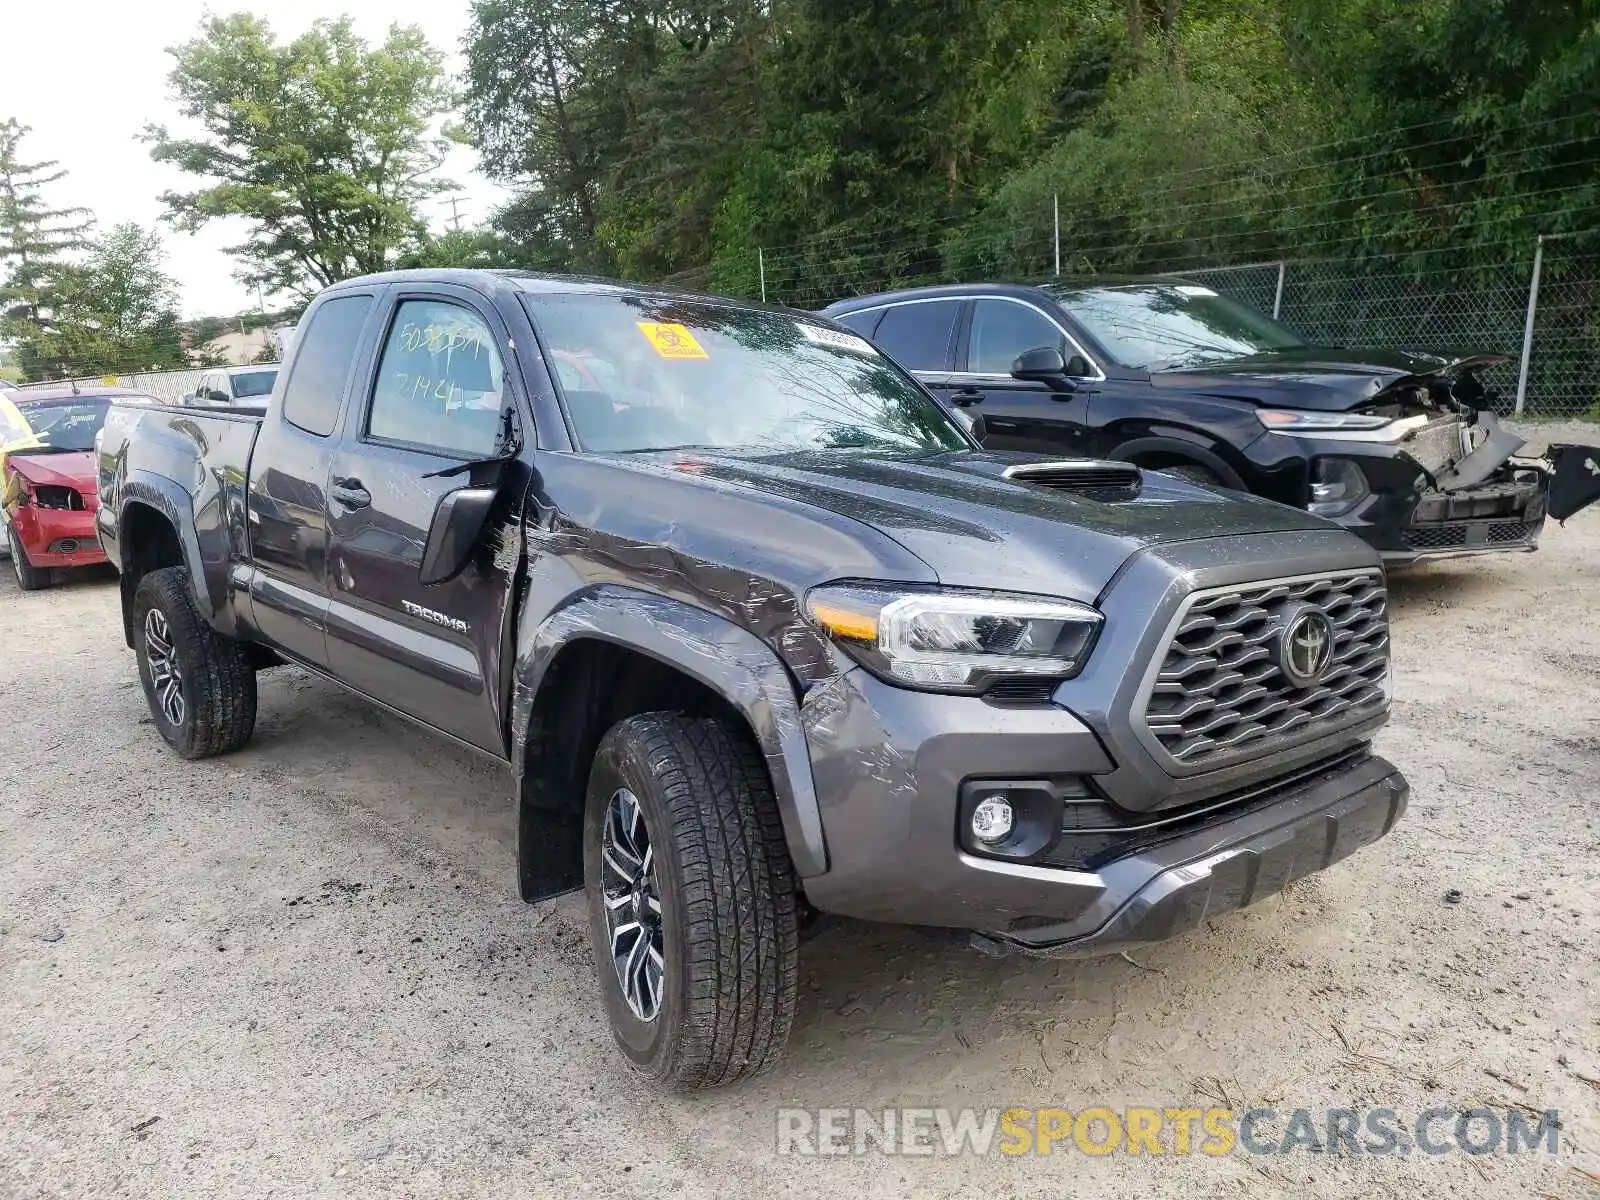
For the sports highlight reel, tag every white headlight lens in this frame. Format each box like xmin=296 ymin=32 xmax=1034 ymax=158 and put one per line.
xmin=1259 ymin=409 xmax=1392 ymax=432
xmin=808 ymin=585 xmax=1103 ymax=693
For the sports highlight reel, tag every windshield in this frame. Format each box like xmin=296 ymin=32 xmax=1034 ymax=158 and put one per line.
xmin=521 ymin=293 xmax=969 ymax=454
xmin=19 ymin=399 xmax=111 ymax=452
xmin=231 ymin=369 xmax=277 ymax=398
xmin=0 ymin=397 xmax=34 ymax=447
xmin=1045 ymin=283 xmax=1304 ymax=370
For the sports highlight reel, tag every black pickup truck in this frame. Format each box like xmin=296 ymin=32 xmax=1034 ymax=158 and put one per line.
xmin=98 ymin=269 xmax=1409 ymax=1088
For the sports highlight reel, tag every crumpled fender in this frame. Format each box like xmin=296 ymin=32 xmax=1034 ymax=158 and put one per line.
xmin=510 ymin=585 xmax=828 ymax=881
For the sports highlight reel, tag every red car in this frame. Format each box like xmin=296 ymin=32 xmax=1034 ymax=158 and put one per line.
xmin=4 ymin=387 xmax=152 ymax=591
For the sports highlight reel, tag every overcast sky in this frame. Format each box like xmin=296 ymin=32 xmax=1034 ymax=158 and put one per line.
xmin=0 ymin=0 xmax=510 ymax=319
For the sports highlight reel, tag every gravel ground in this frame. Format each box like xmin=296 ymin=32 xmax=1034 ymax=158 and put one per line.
xmin=3 ymin=430 xmax=1598 ymax=1199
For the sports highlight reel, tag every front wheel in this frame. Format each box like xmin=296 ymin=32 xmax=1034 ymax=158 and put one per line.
xmin=133 ymin=566 xmax=257 ymax=759
xmin=8 ymin=526 xmax=49 ymax=591
xmin=583 ymin=712 xmax=799 ymax=1089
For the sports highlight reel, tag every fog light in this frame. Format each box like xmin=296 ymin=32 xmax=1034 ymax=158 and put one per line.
xmin=970 ymin=794 xmax=1015 ymax=844
xmin=1308 ymin=457 xmax=1370 ymax=517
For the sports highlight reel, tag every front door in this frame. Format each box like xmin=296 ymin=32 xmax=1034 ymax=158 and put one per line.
xmin=958 ymin=297 xmax=1096 ymax=454
xmin=324 ymin=290 xmax=530 ymax=754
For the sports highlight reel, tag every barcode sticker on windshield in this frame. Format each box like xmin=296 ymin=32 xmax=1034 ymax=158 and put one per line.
xmin=800 ymin=323 xmax=878 ymax=355
xmin=637 ymin=322 xmax=709 ymax=360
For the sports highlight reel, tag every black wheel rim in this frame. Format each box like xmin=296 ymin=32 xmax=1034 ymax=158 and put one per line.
xmin=144 ymin=608 xmax=185 ymax=726
xmin=600 ymin=787 xmax=664 ymax=1023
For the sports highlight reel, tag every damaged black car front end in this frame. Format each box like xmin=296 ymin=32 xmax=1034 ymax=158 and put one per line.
xmin=1186 ymin=349 xmax=1553 ymax=563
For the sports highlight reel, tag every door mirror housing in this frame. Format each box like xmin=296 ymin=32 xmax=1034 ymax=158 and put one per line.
xmin=419 ymin=485 xmax=498 ymax=585
xmin=1010 ymin=346 xmax=1078 ymax=391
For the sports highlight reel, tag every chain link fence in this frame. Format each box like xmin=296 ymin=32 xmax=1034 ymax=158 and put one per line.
xmin=745 ymin=208 xmax=1600 ymax=419
xmin=1159 ymin=250 xmax=1599 ymax=418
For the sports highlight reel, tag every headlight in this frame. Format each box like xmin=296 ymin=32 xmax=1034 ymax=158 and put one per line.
xmin=1258 ymin=409 xmax=1391 ymax=432
xmin=1308 ymin=457 xmax=1371 ymax=516
xmin=807 ymin=584 xmax=1102 ymax=694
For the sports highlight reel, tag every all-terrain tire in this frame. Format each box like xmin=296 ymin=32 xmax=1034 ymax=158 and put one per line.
xmin=8 ymin=526 xmax=50 ymax=591
xmin=133 ymin=566 xmax=257 ymax=759
xmin=583 ymin=712 xmax=800 ymax=1090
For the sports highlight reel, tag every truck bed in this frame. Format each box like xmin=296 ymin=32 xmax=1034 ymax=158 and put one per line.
xmin=97 ymin=400 xmax=266 ymax=632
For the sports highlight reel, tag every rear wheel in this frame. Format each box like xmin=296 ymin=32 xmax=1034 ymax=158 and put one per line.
xmin=8 ymin=527 xmax=49 ymax=591
xmin=133 ymin=566 xmax=257 ymax=759
xmin=583 ymin=712 xmax=799 ymax=1090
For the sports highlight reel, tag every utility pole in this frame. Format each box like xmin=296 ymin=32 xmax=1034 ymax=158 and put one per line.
xmin=1053 ymin=193 xmax=1061 ymax=276
xmin=441 ymin=195 xmax=467 ymax=232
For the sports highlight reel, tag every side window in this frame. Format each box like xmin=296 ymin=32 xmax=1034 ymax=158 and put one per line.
xmin=833 ymin=309 xmax=882 ymax=338
xmin=280 ymin=295 xmax=373 ymax=436
xmin=968 ymin=300 xmax=1069 ymax=375
xmin=871 ymin=301 xmax=961 ymax=371
xmin=367 ymin=299 xmax=505 ymax=458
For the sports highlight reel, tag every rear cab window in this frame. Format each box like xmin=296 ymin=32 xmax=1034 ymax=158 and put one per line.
xmin=231 ymin=369 xmax=278 ymax=399
xmin=869 ymin=301 xmax=961 ymax=372
xmin=280 ymin=295 xmax=373 ymax=437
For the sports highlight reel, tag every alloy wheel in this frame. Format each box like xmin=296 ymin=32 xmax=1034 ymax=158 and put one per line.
xmin=600 ymin=787 xmax=665 ymax=1022
xmin=144 ymin=608 xmax=185 ymax=726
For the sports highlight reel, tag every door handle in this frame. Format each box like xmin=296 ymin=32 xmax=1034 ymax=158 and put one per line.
xmin=950 ymin=388 xmax=984 ymax=408
xmin=330 ymin=478 xmax=371 ymax=509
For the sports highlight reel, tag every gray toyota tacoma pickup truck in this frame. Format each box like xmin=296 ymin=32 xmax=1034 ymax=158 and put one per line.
xmin=96 ymin=270 xmax=1408 ymax=1088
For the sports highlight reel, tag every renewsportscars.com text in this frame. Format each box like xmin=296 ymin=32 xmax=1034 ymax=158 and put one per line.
xmin=776 ymin=1106 xmax=1561 ymax=1158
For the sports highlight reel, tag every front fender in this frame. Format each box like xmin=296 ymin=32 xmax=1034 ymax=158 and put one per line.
xmin=511 ymin=586 xmax=828 ymax=879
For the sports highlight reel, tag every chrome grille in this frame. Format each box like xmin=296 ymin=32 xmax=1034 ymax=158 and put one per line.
xmin=1142 ymin=572 xmax=1389 ymax=770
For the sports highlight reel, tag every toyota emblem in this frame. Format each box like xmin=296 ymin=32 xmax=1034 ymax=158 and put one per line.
xmin=1278 ymin=608 xmax=1335 ymax=688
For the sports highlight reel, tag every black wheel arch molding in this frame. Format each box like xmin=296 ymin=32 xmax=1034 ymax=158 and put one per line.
xmin=510 ymin=585 xmax=830 ymax=900
xmin=1110 ymin=434 xmax=1252 ymax=491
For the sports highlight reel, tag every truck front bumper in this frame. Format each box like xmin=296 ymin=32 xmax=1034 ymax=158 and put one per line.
xmin=969 ymin=752 xmax=1407 ymax=956
xmin=798 ymin=668 xmax=1407 ymax=950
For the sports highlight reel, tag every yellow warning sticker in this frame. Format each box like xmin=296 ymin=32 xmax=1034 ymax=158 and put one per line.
xmin=637 ymin=322 xmax=709 ymax=360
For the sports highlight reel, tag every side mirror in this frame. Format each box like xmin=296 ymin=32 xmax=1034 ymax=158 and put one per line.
xmin=419 ymin=485 xmax=498 ymax=585
xmin=207 ymin=388 xmax=231 ymax=403
xmin=1011 ymin=346 xmax=1076 ymax=392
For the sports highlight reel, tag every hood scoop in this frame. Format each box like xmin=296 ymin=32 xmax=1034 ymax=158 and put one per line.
xmin=1002 ymin=460 xmax=1143 ymax=502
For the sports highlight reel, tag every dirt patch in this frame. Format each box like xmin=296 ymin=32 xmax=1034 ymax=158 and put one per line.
xmin=2 ymin=446 xmax=1597 ymax=1198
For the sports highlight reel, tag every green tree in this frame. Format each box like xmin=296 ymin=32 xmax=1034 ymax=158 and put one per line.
xmin=0 ymin=118 xmax=94 ymax=380
xmin=53 ymin=223 xmax=187 ymax=375
xmin=147 ymin=14 xmax=455 ymax=298
xmin=463 ymin=0 xmax=774 ymax=278
xmin=395 ymin=225 xmax=517 ymax=269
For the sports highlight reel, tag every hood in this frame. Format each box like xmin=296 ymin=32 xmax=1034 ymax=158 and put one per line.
xmin=627 ymin=447 xmax=1331 ymax=600
xmin=7 ymin=449 xmax=98 ymax=491
xmin=1148 ymin=347 xmax=1506 ymax=412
